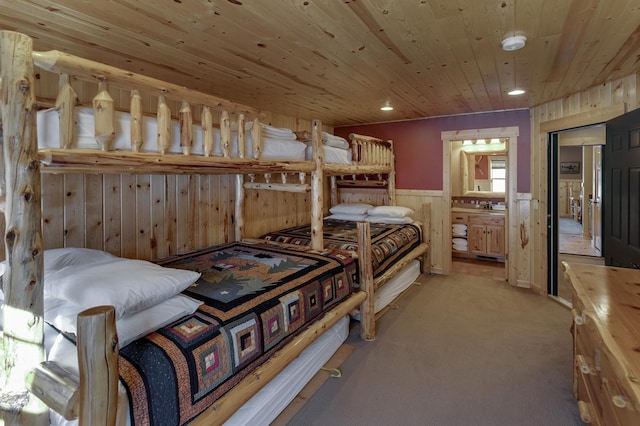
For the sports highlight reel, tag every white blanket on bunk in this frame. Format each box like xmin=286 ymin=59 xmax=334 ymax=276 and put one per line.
xmin=36 ymin=107 xmax=307 ymax=160
xmin=305 ymin=144 xmax=353 ymax=164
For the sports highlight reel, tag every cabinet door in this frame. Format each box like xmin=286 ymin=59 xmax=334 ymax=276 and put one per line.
xmin=486 ymin=225 xmax=505 ymax=256
xmin=468 ymin=223 xmax=486 ymax=254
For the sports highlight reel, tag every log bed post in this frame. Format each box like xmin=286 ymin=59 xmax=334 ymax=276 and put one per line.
xmin=0 ymin=30 xmax=48 ymax=425
xmin=54 ymin=74 xmax=78 ymax=149
xmin=129 ymin=90 xmax=143 ymax=152
xmin=201 ymin=106 xmax=214 ymax=157
xmin=237 ymin=114 xmax=246 ymax=159
xmin=310 ymin=120 xmax=324 ymax=250
xmin=357 ymin=221 xmax=375 ymax=341
xmin=387 ymin=140 xmax=396 ymax=205
xmin=157 ymin=96 xmax=171 ymax=154
xmin=220 ymin=110 xmax=231 ymax=158
xmin=76 ymin=306 xmax=119 ymax=426
xmin=92 ymin=80 xmax=115 ymax=151
xmin=179 ymin=101 xmax=193 ymax=156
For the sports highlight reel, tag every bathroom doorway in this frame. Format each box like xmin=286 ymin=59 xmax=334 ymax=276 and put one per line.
xmin=442 ymin=127 xmax=519 ymax=285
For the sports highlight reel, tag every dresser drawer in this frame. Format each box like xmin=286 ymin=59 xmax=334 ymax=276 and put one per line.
xmin=574 ymin=320 xmax=604 ymax=418
xmin=575 ymin=366 xmax=602 ymax=425
xmin=468 ymin=214 xmax=504 ymax=226
xmin=451 ymin=212 xmax=468 ymax=223
xmin=599 ymin=346 xmax=640 ymax=425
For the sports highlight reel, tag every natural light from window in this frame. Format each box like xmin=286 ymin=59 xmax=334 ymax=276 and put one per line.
xmin=490 ymin=158 xmax=506 ymax=192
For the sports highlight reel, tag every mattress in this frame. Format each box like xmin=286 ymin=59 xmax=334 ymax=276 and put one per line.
xmin=373 ymin=259 xmax=420 ymax=313
xmin=305 ymin=144 xmax=352 ymax=164
xmin=43 ymin=241 xmax=357 ymax=425
xmin=36 ymin=107 xmax=307 ymax=160
xmin=261 ymin=219 xmax=423 ymax=278
xmin=47 ymin=315 xmax=350 ymax=426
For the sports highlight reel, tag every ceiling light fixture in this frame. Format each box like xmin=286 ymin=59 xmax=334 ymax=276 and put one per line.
xmin=501 ymin=35 xmax=526 ymax=51
xmin=508 ymin=89 xmax=525 ymax=96
xmin=380 ymin=104 xmax=393 ymax=111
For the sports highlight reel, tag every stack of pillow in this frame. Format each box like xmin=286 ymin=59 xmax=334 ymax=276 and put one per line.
xmin=365 ymin=205 xmax=415 ymax=224
xmin=325 ymin=203 xmax=415 ymax=224
xmin=325 ymin=202 xmax=372 ymax=221
xmin=0 ymin=247 xmax=202 ymax=348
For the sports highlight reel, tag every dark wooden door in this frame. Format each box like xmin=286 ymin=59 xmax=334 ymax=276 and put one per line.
xmin=604 ymin=108 xmax=640 ymax=268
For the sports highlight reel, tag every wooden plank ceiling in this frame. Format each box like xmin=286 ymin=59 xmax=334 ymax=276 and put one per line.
xmin=0 ymin=0 xmax=638 ymax=127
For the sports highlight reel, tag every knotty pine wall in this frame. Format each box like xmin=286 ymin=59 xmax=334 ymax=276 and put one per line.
xmin=32 ymin=70 xmax=325 ymax=261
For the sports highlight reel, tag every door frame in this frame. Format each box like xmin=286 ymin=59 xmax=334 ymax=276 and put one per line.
xmin=442 ymin=126 xmax=519 ymax=286
xmin=540 ymin=106 xmax=626 ymax=295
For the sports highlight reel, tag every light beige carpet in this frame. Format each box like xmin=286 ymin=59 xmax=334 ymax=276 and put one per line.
xmin=287 ymin=273 xmax=581 ymax=426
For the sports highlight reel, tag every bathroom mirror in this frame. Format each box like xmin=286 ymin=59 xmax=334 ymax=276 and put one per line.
xmin=460 ymin=150 xmax=507 ymax=198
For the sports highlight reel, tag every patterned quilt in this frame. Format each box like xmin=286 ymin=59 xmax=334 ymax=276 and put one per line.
xmin=118 ymin=241 xmax=357 ymax=425
xmin=261 ymin=219 xmax=422 ymax=277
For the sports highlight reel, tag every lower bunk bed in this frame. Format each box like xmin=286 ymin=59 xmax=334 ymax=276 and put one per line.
xmin=260 ymin=212 xmax=430 ymax=339
xmin=5 ymin=241 xmax=366 ymax=425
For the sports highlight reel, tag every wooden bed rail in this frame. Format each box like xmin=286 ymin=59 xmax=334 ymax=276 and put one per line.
xmin=348 ymin=133 xmax=394 ymax=166
xmin=31 ymin=47 xmax=283 ymax=165
xmin=32 ymin=50 xmax=262 ymax=119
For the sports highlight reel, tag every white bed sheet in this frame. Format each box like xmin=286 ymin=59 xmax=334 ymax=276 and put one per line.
xmin=37 ymin=107 xmax=306 ymax=160
xmin=46 ymin=314 xmax=350 ymax=426
xmin=374 ymin=260 xmax=421 ymax=314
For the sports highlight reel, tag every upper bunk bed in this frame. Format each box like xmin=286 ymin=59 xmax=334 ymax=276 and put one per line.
xmin=0 ymin=30 xmax=416 ymax=425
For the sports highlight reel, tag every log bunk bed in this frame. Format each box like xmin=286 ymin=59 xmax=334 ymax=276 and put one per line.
xmin=0 ymin=31 xmax=428 ymax=425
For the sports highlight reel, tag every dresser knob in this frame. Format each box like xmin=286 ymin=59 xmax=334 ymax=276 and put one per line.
xmin=571 ymin=309 xmax=585 ymax=325
xmin=576 ymin=355 xmax=590 ymax=374
xmin=611 ymin=394 xmax=627 ymax=408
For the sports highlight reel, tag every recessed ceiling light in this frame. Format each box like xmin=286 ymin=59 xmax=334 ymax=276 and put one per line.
xmin=508 ymin=89 xmax=525 ymax=96
xmin=380 ymin=105 xmax=394 ymax=111
xmin=501 ymin=35 xmax=527 ymax=51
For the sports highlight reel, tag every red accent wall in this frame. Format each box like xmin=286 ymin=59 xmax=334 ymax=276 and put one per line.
xmin=334 ymin=109 xmax=531 ymax=193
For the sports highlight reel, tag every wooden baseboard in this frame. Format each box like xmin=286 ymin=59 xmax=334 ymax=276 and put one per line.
xmin=271 ymin=343 xmax=355 ymax=425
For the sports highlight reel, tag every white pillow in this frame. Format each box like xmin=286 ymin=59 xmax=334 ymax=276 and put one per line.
xmin=43 ymin=247 xmax=117 ymax=271
xmin=329 ymin=203 xmax=373 ymax=215
xmin=325 ymin=213 xmax=368 ymax=221
xmin=367 ymin=205 xmax=415 ymax=218
xmin=45 ymin=258 xmax=200 ymax=319
xmin=365 ymin=215 xmax=414 ymax=224
xmin=0 ymin=247 xmax=117 ymax=277
xmin=45 ymin=294 xmax=202 ymax=348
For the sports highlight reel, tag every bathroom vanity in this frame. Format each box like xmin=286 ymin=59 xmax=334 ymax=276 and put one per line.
xmin=451 ymin=206 xmax=506 ymax=261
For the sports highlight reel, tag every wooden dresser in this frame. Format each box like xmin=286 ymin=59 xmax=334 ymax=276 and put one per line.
xmin=562 ymin=262 xmax=640 ymax=425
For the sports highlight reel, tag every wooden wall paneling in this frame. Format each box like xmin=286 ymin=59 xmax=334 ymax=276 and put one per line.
xmin=515 ymin=197 xmax=533 ymax=289
xmin=219 ymin=175 xmax=233 ymax=244
xmin=84 ymin=174 xmax=104 ymax=250
xmin=103 ymin=174 xmax=122 ymax=257
xmin=217 ymin=175 xmax=229 ymax=244
xmin=120 ymin=174 xmax=137 ymax=259
xmin=165 ymin=175 xmax=177 ymax=257
xmin=135 ymin=175 xmax=152 ymax=260
xmin=396 ymin=190 xmax=444 ymax=274
xmin=150 ymin=175 xmax=167 ymax=259
xmin=42 ymin=174 xmax=64 ymax=250
xmin=198 ymin=175 xmax=211 ymax=248
xmin=174 ymin=175 xmax=195 ymax=254
xmin=63 ymin=174 xmax=85 ymax=248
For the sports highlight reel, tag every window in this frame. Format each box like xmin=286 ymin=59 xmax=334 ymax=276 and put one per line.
xmin=490 ymin=157 xmax=506 ymax=192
